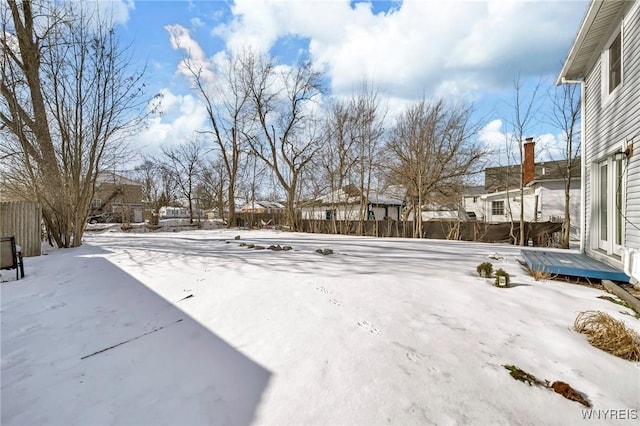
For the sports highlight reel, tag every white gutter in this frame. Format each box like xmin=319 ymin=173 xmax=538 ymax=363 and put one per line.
xmin=556 ymin=1 xmax=603 ymax=85
xmin=561 ymin=77 xmax=586 ymax=253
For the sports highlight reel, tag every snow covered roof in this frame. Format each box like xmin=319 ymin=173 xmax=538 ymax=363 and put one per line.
xmin=241 ymin=200 xmax=286 ymax=210
xmin=307 ymin=186 xmax=404 ymax=207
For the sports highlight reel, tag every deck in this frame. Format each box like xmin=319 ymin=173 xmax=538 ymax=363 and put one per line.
xmin=521 ymin=250 xmax=630 ymax=283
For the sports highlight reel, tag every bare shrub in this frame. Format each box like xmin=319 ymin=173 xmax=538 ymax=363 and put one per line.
xmin=476 ymin=262 xmax=493 ymax=278
xmin=530 ymin=269 xmax=552 ymax=281
xmin=574 ymin=311 xmax=640 ymax=361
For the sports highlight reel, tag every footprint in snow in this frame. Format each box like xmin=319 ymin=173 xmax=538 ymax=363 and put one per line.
xmin=16 ymin=323 xmax=42 ymax=336
xmin=316 ymin=286 xmax=329 ymax=294
xmin=406 ymin=352 xmax=425 ymax=363
xmin=357 ymin=320 xmax=381 ymax=334
xmin=47 ymin=301 xmax=66 ymax=311
xmin=329 ymin=298 xmax=342 ymax=307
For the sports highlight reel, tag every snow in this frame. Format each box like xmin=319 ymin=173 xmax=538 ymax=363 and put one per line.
xmin=2 ymin=229 xmax=639 ymax=425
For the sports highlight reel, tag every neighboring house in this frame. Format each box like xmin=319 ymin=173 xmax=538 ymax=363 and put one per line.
xmin=467 ymin=139 xmax=581 ymax=235
xmin=301 ymin=185 xmax=404 ymax=221
xmin=240 ymin=200 xmax=286 ymax=214
xmin=420 ymin=203 xmax=469 ymax=221
xmin=92 ymin=172 xmax=144 ymax=223
xmin=480 ymin=186 xmax=537 ymax=224
xmin=159 ymin=206 xmax=190 ymax=219
xmin=462 ymin=185 xmax=486 ymax=221
xmin=557 ymin=0 xmax=640 ymax=279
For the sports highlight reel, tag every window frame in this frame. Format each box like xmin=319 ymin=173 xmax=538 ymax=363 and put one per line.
xmin=593 ymin=154 xmax=626 ymax=258
xmin=608 ymin=32 xmax=622 ymax=93
xmin=491 ymin=200 xmax=505 ymax=216
xmin=601 ymin=25 xmax=624 ymax=103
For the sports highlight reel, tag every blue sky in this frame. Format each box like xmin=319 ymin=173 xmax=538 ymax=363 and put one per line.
xmin=107 ymin=0 xmax=589 ymax=165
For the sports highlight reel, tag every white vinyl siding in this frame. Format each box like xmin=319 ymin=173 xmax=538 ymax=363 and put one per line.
xmin=584 ymin=2 xmax=640 ymax=263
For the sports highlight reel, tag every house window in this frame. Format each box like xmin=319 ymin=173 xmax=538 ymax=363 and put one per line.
xmin=491 ymin=201 xmax=504 ymax=216
xmin=91 ymin=199 xmax=102 ymax=209
xmin=608 ymin=32 xmax=622 ymax=93
xmin=325 ymin=210 xmax=333 ymax=220
xmin=595 ymin=156 xmax=624 ymax=256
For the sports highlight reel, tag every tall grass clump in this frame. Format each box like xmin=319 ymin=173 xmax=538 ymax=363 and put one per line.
xmin=574 ymin=311 xmax=640 ymax=361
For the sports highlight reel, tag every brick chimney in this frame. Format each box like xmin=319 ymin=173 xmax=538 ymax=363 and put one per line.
xmin=523 ymin=137 xmax=535 ymax=185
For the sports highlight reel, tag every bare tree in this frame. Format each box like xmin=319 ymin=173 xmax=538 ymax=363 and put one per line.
xmin=351 ymin=83 xmax=385 ymax=233
xmin=241 ymin=54 xmax=324 ymax=231
xmin=0 ymin=0 xmax=150 ymax=247
xmin=385 ymin=99 xmax=484 ymax=238
xmin=548 ymin=83 xmax=581 ymax=248
xmin=320 ymin=82 xmax=386 ymax=234
xmin=506 ymin=76 xmax=542 ymax=246
xmin=179 ymin=52 xmax=251 ymax=228
xmin=237 ymin=151 xmax=268 ymax=203
xmin=134 ymin=159 xmax=176 ymax=218
xmin=197 ymin=156 xmax=229 ymax=219
xmin=161 ymin=139 xmax=204 ymax=223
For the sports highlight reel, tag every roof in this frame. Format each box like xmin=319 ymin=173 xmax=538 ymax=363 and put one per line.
xmin=367 ymin=193 xmax=404 ymax=206
xmin=305 ymin=186 xmax=404 ymax=207
xmin=556 ymin=0 xmax=630 ymax=84
xmin=242 ymin=200 xmax=285 ymax=210
xmin=462 ymin=185 xmax=485 ymax=197
xmin=529 ymin=159 xmax=581 ymax=183
xmin=96 ymin=172 xmax=141 ymax=187
xmin=485 ymin=159 xmax=581 ymax=193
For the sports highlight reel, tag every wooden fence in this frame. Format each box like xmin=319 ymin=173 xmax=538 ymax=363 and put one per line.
xmin=1 ymin=201 xmax=41 ymax=257
xmin=300 ymin=219 xmax=563 ymax=246
xmin=233 ymin=212 xmax=563 ymax=246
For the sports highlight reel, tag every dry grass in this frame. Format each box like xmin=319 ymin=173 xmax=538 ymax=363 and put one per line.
xmin=574 ymin=311 xmax=640 ymax=361
xmin=530 ymin=269 xmax=553 ymax=281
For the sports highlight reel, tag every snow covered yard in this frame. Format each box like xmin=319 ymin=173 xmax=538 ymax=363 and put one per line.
xmin=1 ymin=229 xmax=638 ymax=425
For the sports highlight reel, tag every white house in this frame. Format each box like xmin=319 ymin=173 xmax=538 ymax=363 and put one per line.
xmin=557 ymin=0 xmax=640 ymax=280
xmin=464 ymin=139 xmax=580 ymax=235
xmin=159 ymin=206 xmax=190 ymax=219
xmin=240 ymin=200 xmax=286 ymax=214
xmin=301 ymin=185 xmax=404 ymax=221
xmin=462 ymin=186 xmax=485 ymax=221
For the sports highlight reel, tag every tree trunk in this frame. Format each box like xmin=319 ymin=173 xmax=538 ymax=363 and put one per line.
xmin=227 ymin=176 xmax=236 ymax=228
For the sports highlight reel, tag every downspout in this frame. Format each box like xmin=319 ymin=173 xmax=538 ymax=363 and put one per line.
xmin=561 ymin=77 xmax=586 ymax=253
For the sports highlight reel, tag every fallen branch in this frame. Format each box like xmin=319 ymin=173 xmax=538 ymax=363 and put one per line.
xmin=502 ymin=364 xmax=591 ymax=407
xmin=176 ymin=294 xmax=194 ymax=302
xmin=81 ymin=319 xmax=183 ymax=360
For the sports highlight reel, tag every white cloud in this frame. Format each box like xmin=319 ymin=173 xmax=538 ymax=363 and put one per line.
xmin=212 ymin=0 xmax=585 ymax=101
xmin=478 ymin=119 xmax=509 ymax=154
xmin=477 ymin=119 xmax=569 ymax=164
xmin=165 ymin=24 xmax=215 ymax=82
xmin=191 ymin=17 xmax=205 ymax=29
xmin=131 ymin=89 xmax=210 ymax=159
xmin=72 ymin=0 xmax=134 ymax=27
